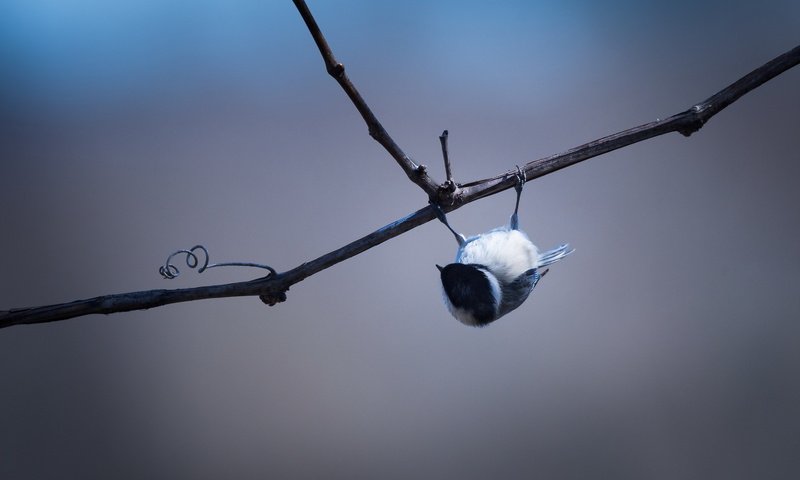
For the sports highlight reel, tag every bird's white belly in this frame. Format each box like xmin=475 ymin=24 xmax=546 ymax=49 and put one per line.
xmin=456 ymin=228 xmax=539 ymax=284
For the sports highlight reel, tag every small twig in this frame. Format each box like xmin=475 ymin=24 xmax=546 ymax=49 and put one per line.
xmin=0 ymin=38 xmax=797 ymax=328
xmin=292 ymin=0 xmax=440 ymax=198
xmin=439 ymin=130 xmax=456 ymax=192
xmin=440 ymin=130 xmax=452 ymax=182
xmin=159 ymin=245 xmax=276 ymax=279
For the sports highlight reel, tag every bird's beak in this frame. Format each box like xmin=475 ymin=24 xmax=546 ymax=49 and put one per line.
xmin=435 ymin=264 xmax=443 ymax=272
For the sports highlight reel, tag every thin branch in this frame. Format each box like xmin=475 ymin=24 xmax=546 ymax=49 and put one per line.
xmin=460 ymin=44 xmax=800 ymax=198
xmin=292 ymin=0 xmax=440 ymax=198
xmin=439 ymin=130 xmax=455 ymax=187
xmin=0 ymin=207 xmax=432 ymax=328
xmin=2 ymin=43 xmax=797 ymax=329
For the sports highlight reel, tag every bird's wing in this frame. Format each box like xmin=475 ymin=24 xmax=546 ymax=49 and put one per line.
xmin=497 ymin=268 xmax=543 ymax=318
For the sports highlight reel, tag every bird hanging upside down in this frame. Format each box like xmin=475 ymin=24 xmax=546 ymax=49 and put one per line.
xmin=432 ymin=169 xmax=573 ymax=327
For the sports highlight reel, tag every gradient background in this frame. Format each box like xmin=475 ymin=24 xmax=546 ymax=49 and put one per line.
xmin=2 ymin=1 xmax=799 ymax=478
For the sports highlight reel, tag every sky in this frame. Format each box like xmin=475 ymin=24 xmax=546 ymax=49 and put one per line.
xmin=1 ymin=1 xmax=799 ymax=478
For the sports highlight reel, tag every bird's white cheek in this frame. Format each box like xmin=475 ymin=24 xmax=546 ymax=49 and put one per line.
xmin=451 ymin=306 xmax=481 ymax=327
xmin=480 ymin=269 xmax=502 ymax=310
xmin=441 ymin=291 xmax=482 ymax=327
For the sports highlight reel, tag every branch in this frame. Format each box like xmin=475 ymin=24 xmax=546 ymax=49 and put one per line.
xmin=292 ymin=0 xmax=440 ymax=198
xmin=0 ymin=207 xmax=432 ymax=328
xmin=458 ymin=44 xmax=800 ymax=200
xmin=2 ymin=42 xmax=797 ymax=329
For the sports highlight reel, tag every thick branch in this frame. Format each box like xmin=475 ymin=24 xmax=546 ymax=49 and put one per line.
xmin=292 ymin=0 xmax=440 ymax=197
xmin=1 ymin=43 xmax=797 ymax=329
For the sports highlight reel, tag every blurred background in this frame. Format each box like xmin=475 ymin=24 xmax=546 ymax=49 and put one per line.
xmin=1 ymin=1 xmax=799 ymax=478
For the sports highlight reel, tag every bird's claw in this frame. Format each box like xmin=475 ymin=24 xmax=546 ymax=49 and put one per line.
xmin=514 ymin=165 xmax=526 ymax=194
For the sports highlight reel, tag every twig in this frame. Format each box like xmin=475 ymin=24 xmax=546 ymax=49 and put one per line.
xmin=1 ymin=29 xmax=797 ymax=329
xmin=439 ymin=130 xmax=456 ymax=192
xmin=158 ymin=245 xmax=276 ymax=279
xmin=292 ymin=0 xmax=440 ymax=198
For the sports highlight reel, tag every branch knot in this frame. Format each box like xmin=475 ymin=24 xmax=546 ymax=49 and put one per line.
xmin=677 ymin=106 xmax=707 ymax=137
xmin=327 ymin=62 xmax=345 ymax=78
xmin=259 ymin=291 xmax=288 ymax=306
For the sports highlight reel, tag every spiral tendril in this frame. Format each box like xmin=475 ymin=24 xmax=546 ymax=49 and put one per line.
xmin=159 ymin=245 xmax=276 ymax=279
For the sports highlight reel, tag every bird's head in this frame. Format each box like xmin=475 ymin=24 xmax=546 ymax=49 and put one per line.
xmin=437 ymin=263 xmax=501 ymax=327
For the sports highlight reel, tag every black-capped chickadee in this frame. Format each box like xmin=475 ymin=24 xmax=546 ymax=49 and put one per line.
xmin=433 ymin=170 xmax=573 ymax=326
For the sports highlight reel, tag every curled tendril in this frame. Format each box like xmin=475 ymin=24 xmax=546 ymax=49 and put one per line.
xmin=159 ymin=245 xmax=276 ymax=279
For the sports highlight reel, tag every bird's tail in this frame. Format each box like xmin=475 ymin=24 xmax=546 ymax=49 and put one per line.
xmin=538 ymin=243 xmax=574 ymax=268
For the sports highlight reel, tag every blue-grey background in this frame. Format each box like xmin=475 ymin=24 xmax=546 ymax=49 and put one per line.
xmin=2 ymin=1 xmax=799 ymax=478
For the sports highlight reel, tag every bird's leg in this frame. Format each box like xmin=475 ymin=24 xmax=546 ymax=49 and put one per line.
xmin=430 ymin=202 xmax=466 ymax=246
xmin=510 ymin=165 xmax=526 ymax=230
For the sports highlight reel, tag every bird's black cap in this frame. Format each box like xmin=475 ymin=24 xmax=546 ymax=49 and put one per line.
xmin=439 ymin=263 xmax=497 ymax=326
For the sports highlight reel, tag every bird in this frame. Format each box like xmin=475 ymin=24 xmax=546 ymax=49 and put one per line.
xmin=432 ymin=168 xmax=573 ymax=327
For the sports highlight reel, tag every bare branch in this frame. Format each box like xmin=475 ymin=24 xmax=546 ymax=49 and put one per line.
xmin=459 ymin=44 xmax=800 ymax=199
xmin=292 ymin=0 xmax=440 ymax=198
xmin=0 ymin=281 xmax=270 ymax=327
xmin=0 ymin=207 xmax=433 ymax=328
xmin=1 ymin=43 xmax=797 ymax=329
